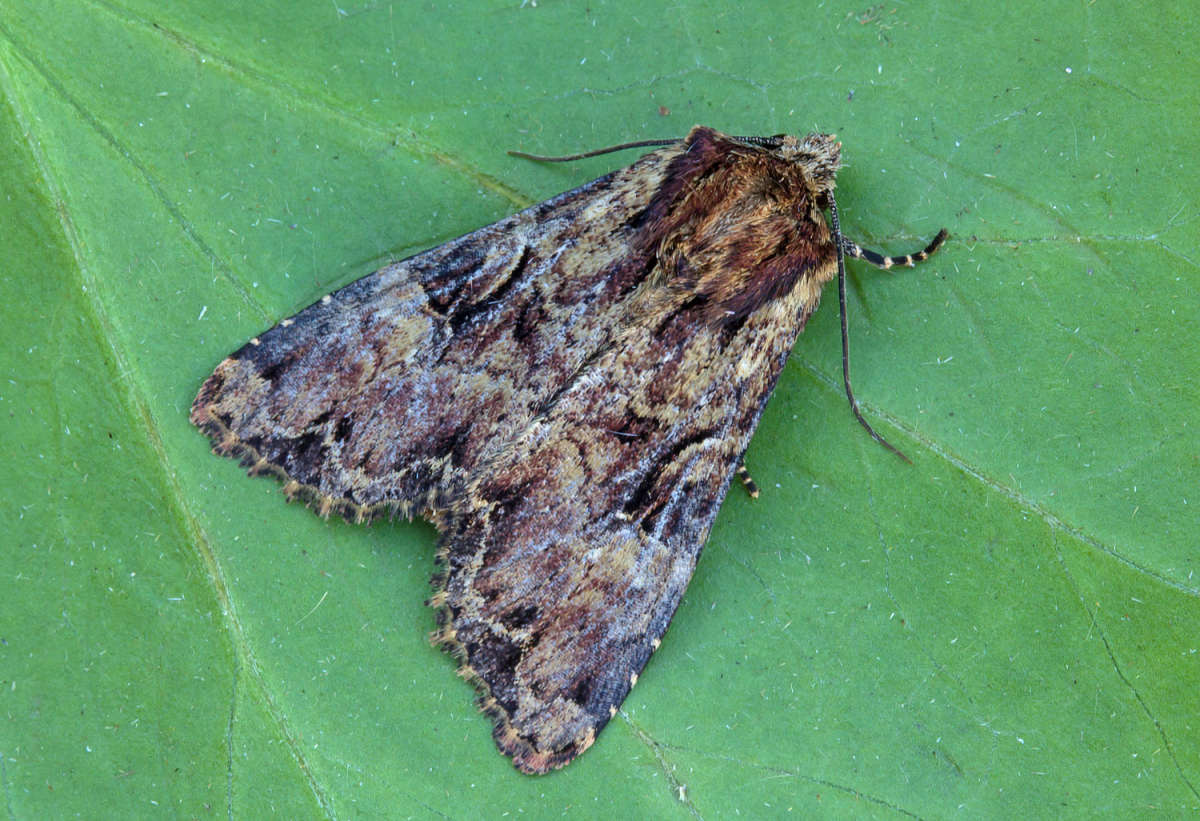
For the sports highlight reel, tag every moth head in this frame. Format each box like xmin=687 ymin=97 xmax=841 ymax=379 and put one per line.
xmin=776 ymin=133 xmax=841 ymax=194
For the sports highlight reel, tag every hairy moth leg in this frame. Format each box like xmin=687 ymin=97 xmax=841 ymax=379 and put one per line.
xmin=735 ymin=462 xmax=760 ymax=498
xmin=828 ymin=197 xmax=949 ymax=462
xmin=842 ymin=228 xmax=949 ymax=270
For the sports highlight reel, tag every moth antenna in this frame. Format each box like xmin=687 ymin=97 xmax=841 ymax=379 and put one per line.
xmin=829 ymin=193 xmax=913 ymax=464
xmin=508 ymin=138 xmax=678 ymax=163
xmin=508 ymin=133 xmax=789 ymax=164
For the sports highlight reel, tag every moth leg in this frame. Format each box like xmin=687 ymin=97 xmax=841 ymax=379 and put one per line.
xmin=841 ymin=228 xmax=949 ymax=270
xmin=735 ymin=462 xmax=760 ymax=499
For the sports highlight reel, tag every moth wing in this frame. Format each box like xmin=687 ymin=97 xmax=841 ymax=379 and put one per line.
xmin=191 ymin=151 xmax=677 ymax=520
xmin=435 ymin=273 xmax=830 ymax=774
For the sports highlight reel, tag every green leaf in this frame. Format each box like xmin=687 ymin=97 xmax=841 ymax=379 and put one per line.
xmin=3 ymin=0 xmax=1196 ymax=816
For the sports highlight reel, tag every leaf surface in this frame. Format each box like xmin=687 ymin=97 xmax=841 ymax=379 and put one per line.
xmin=2 ymin=0 xmax=1196 ymax=816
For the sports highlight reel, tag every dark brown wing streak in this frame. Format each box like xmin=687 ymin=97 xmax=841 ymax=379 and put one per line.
xmin=432 ymin=128 xmax=840 ymax=773
xmin=190 ymin=146 xmax=682 ymax=522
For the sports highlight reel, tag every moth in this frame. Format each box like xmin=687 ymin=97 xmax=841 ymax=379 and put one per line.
xmin=191 ymin=125 xmax=947 ymax=774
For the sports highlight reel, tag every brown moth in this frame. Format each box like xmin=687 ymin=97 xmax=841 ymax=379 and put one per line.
xmin=191 ymin=125 xmax=947 ymax=774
